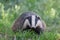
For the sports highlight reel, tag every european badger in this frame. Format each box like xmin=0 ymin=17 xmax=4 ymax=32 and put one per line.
xmin=12 ymin=12 xmax=46 ymax=34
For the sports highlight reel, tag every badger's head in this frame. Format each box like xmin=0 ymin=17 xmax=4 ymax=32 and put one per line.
xmin=22 ymin=15 xmax=46 ymax=34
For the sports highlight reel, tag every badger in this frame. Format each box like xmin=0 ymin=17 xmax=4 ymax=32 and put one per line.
xmin=12 ymin=12 xmax=46 ymax=34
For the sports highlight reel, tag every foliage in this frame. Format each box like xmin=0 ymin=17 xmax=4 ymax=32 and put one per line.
xmin=0 ymin=0 xmax=60 ymax=40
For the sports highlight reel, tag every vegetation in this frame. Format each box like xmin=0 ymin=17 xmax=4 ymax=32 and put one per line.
xmin=0 ymin=0 xmax=60 ymax=40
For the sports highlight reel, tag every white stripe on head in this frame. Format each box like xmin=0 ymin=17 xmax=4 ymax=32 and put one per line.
xmin=22 ymin=19 xmax=30 ymax=30
xmin=36 ymin=20 xmax=43 ymax=28
xmin=32 ymin=15 xmax=36 ymax=28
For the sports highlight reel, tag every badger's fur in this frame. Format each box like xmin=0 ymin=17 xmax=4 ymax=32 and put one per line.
xmin=12 ymin=12 xmax=46 ymax=34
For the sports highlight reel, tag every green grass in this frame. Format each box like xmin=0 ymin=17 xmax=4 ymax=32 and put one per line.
xmin=15 ymin=31 xmax=57 ymax=40
xmin=0 ymin=14 xmax=60 ymax=40
xmin=0 ymin=15 xmax=60 ymax=40
xmin=0 ymin=27 xmax=59 ymax=40
xmin=0 ymin=0 xmax=60 ymax=40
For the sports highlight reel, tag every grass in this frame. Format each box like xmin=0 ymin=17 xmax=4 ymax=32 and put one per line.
xmin=0 ymin=16 xmax=60 ymax=40
xmin=0 ymin=26 xmax=59 ymax=40
xmin=0 ymin=19 xmax=60 ymax=40
xmin=0 ymin=0 xmax=60 ymax=40
xmin=15 ymin=31 xmax=57 ymax=40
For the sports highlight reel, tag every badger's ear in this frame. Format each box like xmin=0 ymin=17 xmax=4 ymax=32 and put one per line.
xmin=22 ymin=19 xmax=30 ymax=30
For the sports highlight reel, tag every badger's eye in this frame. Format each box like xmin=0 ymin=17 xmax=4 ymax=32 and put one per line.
xmin=37 ymin=17 xmax=41 ymax=20
xmin=38 ymin=17 xmax=40 ymax=19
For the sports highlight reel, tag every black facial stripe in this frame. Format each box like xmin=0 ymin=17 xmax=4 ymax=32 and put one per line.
xmin=35 ymin=16 xmax=37 ymax=25
xmin=25 ymin=16 xmax=40 ymax=27
xmin=26 ymin=16 xmax=32 ymax=25
xmin=35 ymin=16 xmax=40 ymax=25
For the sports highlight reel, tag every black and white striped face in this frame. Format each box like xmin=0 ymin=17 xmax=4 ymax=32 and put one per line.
xmin=23 ymin=15 xmax=43 ymax=30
